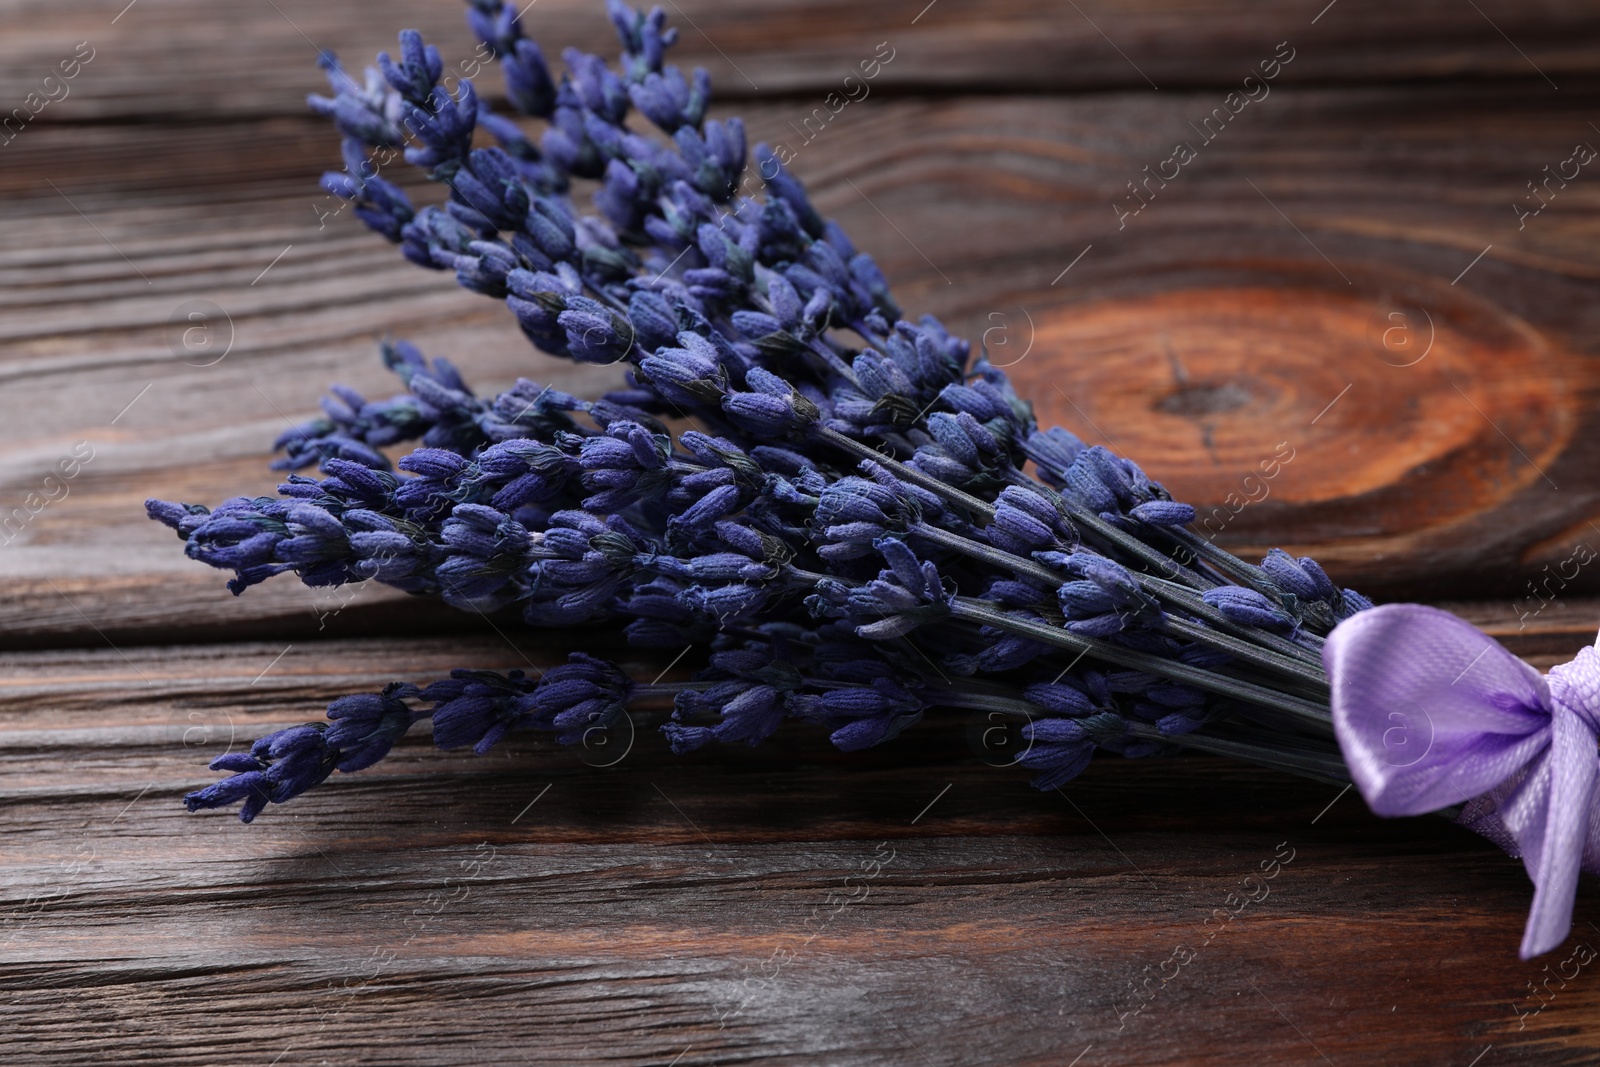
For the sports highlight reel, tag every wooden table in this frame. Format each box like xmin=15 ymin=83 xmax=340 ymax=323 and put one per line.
xmin=4 ymin=1 xmax=1600 ymax=1063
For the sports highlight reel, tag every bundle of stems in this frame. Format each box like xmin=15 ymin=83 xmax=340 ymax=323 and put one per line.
xmin=150 ymin=0 xmax=1370 ymax=822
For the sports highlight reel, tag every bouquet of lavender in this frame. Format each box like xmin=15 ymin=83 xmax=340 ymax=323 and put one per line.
xmin=146 ymin=0 xmax=1598 ymax=960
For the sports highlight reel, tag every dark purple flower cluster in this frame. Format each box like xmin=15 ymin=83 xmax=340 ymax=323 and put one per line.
xmin=156 ymin=0 xmax=1367 ymax=821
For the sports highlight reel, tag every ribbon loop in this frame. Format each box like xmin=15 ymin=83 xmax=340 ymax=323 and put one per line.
xmin=1325 ymin=603 xmax=1600 ymax=959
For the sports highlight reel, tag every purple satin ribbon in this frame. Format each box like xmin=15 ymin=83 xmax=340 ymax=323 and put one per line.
xmin=1324 ymin=603 xmax=1600 ymax=959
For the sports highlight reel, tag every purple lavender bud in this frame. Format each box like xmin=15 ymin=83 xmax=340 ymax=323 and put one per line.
xmin=814 ymin=523 xmax=881 ymax=562
xmin=1065 ymin=614 xmax=1131 ymax=639
xmin=1337 ymin=588 xmax=1375 ymax=618
xmin=559 ymin=296 xmax=636 ymax=364
xmin=378 ymin=29 xmax=444 ymax=106
xmin=340 ymin=173 xmax=417 ymax=244
xmin=309 ymin=92 xmax=400 ymax=149
xmin=685 ymin=265 xmax=740 ymax=304
xmin=829 ymin=709 xmax=923 ymax=751
xmin=1003 ymin=486 xmax=1067 ymax=525
xmin=595 ymin=158 xmax=645 ymax=231
xmin=187 ymin=723 xmax=342 ymax=820
xmin=682 ymin=581 xmax=771 ymax=621
xmin=465 ymin=0 xmax=508 ymax=53
xmin=529 ymin=652 xmax=632 ymax=742
xmin=504 ymin=38 xmax=558 ymax=117
xmin=542 ymin=100 xmax=600 ymax=179
xmin=788 ymin=676 xmax=923 ymax=752
xmin=1016 ymin=737 xmax=1095 ymax=790
xmin=852 ymin=349 xmax=916 ymax=403
xmin=1025 ymin=719 xmax=1090 ymax=745
xmin=671 ymin=482 xmax=741 ymax=531
xmin=909 ymin=448 xmax=975 ymax=486
xmin=1023 ymin=681 xmax=1099 ymax=718
xmin=841 ymin=252 xmax=894 ymax=318
xmin=563 ymin=48 xmax=630 ymax=124
xmin=402 ymin=81 xmax=479 ymax=179
xmin=703 ymin=118 xmax=743 ymax=186
xmin=515 ymin=197 xmax=575 ymax=263
xmin=1060 ymin=450 xmax=1119 ymax=514
xmin=399 ymin=447 xmax=470 ymax=480
xmin=145 ymin=499 xmax=211 ymax=538
xmin=1155 ymin=711 xmax=1206 ymax=735
xmin=677 ymin=120 xmax=740 ymax=198
xmin=985 ymin=579 xmax=1050 ymax=607
xmin=183 ymin=769 xmax=273 ymax=823
xmin=673 ymin=552 xmax=769 ymax=583
xmin=1058 ymin=580 xmax=1117 ymax=618
xmin=184 ymin=504 xmax=287 ymax=576
xmin=817 ymin=477 xmax=906 ymax=529
xmin=661 ymin=723 xmax=714 ymax=753
xmin=1144 ymin=683 xmax=1206 ymax=708
xmin=322 ymin=459 xmax=398 ymax=508
xmin=275 ymin=502 xmax=351 ymax=566
xmin=722 ymin=387 xmax=815 ymax=438
xmin=1071 ymin=555 xmax=1142 ymax=602
xmin=506 ymin=268 xmax=582 ymax=355
xmin=628 ymin=68 xmax=690 ymax=131
xmin=324 ymin=683 xmax=420 ymax=771
xmin=452 ymin=147 xmax=530 ymax=233
xmin=629 ymin=288 xmax=681 ymax=349
xmin=1129 ymin=500 xmax=1195 ymax=526
xmin=1084 ymin=448 xmax=1137 ymax=507
xmin=307 ymin=55 xmax=406 ymax=147
xmin=927 ymin=412 xmax=979 ymax=466
xmin=877 ymin=538 xmax=934 ymax=600
xmin=709 ymin=684 xmax=786 ymax=744
xmin=443 ymin=239 xmax=517 ymax=298
xmin=973 ymin=634 xmax=1054 ymax=673
xmin=1295 ymin=556 xmax=1338 ymax=599
xmin=938 ymin=382 xmax=1003 ymax=422
xmin=1201 ymin=586 xmax=1296 ymax=633
xmin=429 ymin=686 xmax=522 ymax=753
xmin=609 ymin=0 xmax=678 ymax=77
xmin=400 ymin=205 xmax=476 ymax=270
xmin=434 ymin=504 xmax=534 ymax=607
xmin=754 ymin=143 xmax=824 ymax=237
xmin=639 ymin=337 xmax=725 ymax=406
xmin=989 ymin=492 xmax=1063 ymax=555
xmin=959 ymin=411 xmax=1001 ymax=455
xmin=731 ymin=310 xmax=784 ymax=339
xmin=1260 ymin=547 xmax=1318 ymax=599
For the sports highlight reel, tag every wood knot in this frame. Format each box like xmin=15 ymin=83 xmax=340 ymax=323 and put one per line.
xmin=1014 ymin=283 xmax=1579 ymax=585
xmin=1156 ymin=383 xmax=1252 ymax=418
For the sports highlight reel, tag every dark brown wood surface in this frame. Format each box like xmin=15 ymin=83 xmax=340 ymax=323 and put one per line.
xmin=4 ymin=1 xmax=1600 ymax=1064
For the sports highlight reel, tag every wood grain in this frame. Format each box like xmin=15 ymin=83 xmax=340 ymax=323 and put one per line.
xmin=3 ymin=0 xmax=1599 ymax=124
xmin=7 ymin=2 xmax=1600 ymax=1063
xmin=6 ymin=82 xmax=1600 ymax=642
xmin=1 ymin=630 xmax=1598 ymax=1066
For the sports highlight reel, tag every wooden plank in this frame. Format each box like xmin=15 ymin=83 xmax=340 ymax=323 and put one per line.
xmin=5 ymin=80 xmax=1600 ymax=641
xmin=9 ymin=3 xmax=1600 ymax=1064
xmin=2 ymin=0 xmax=1598 ymax=126
xmin=1 ymin=631 xmax=1597 ymax=1065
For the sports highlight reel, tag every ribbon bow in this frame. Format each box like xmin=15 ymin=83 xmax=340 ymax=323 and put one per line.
xmin=1324 ymin=603 xmax=1600 ymax=959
